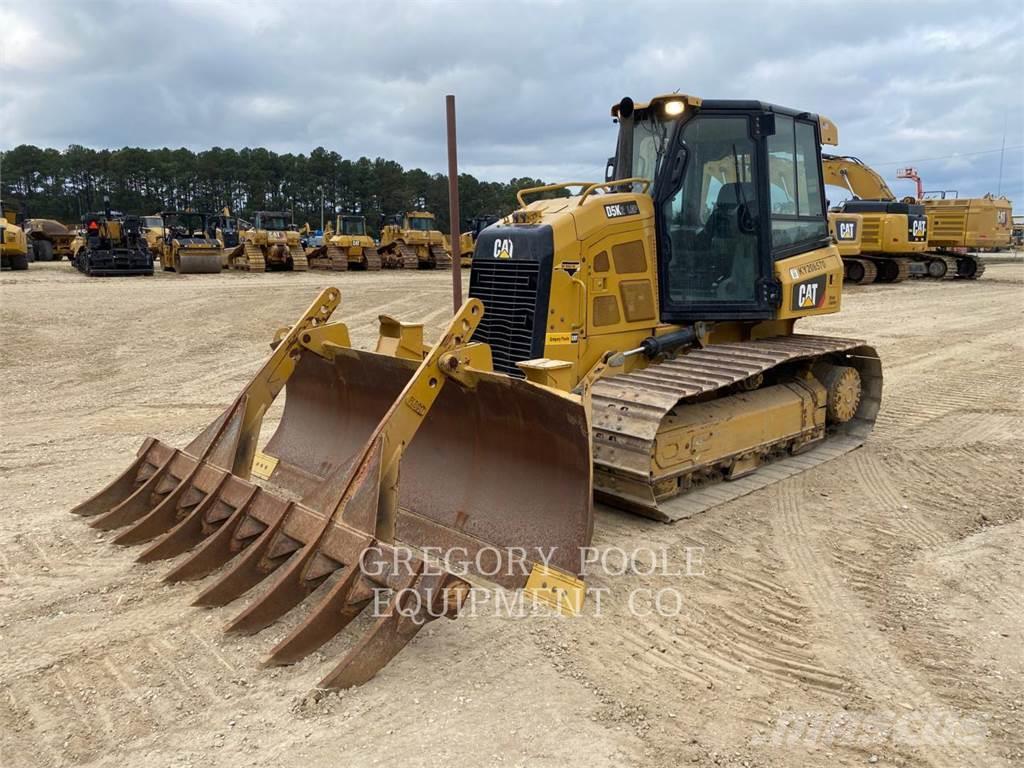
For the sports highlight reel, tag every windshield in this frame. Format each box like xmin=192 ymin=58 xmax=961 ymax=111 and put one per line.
xmin=341 ymin=217 xmax=365 ymax=235
xmin=407 ymin=216 xmax=435 ymax=232
xmin=631 ymin=112 xmax=673 ymax=182
xmin=143 ymin=216 xmax=163 ymax=229
xmin=258 ymin=215 xmax=288 ymax=231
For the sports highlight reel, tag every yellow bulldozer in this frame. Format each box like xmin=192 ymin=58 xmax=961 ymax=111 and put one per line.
xmin=70 ymin=91 xmax=880 ymax=688
xmin=225 ymin=210 xmax=308 ymax=272
xmin=1 ymin=205 xmax=30 ymax=271
xmin=306 ymin=213 xmax=381 ymax=271
xmin=453 ymin=214 xmax=500 ymax=267
xmin=378 ymin=211 xmax=451 ymax=269
xmin=152 ymin=211 xmax=224 ymax=273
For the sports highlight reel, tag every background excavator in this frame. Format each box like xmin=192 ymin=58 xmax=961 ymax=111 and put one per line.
xmin=74 ymin=91 xmax=881 ymax=689
xmin=306 ymin=213 xmax=381 ymax=271
xmin=153 ymin=211 xmax=224 ymax=273
xmin=378 ymin=211 xmax=451 ymax=268
xmin=821 ymin=155 xmax=996 ymax=281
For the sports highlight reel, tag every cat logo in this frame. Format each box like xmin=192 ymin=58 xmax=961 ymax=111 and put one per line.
xmin=790 ymin=275 xmax=827 ymax=311
xmin=909 ymin=218 xmax=927 ymax=240
xmin=837 ymin=221 xmax=857 ymax=240
xmin=493 ymin=238 xmax=514 ymax=259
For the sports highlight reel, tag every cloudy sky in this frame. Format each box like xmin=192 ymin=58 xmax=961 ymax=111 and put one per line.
xmin=2 ymin=0 xmax=1022 ymax=202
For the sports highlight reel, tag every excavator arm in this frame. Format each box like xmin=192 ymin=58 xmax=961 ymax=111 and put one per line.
xmin=821 ymin=154 xmax=895 ymax=201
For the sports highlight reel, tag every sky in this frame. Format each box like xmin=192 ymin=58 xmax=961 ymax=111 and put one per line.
xmin=1 ymin=0 xmax=1022 ymax=202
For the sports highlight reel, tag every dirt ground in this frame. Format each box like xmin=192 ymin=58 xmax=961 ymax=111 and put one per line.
xmin=1 ymin=261 xmax=1021 ymax=768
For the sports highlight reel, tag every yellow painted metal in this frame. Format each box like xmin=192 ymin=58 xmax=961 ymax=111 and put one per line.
xmin=250 ymin=451 xmax=280 ymax=480
xmin=375 ymin=315 xmax=426 ymax=360
xmin=524 ymin=564 xmax=586 ymax=616
xmin=923 ymin=195 xmax=1013 ymax=249
xmin=378 ymin=211 xmax=450 ymax=267
xmin=829 ymin=211 xmax=863 ymax=257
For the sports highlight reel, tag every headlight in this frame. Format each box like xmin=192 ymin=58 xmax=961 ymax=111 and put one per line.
xmin=663 ymin=100 xmax=685 ymax=116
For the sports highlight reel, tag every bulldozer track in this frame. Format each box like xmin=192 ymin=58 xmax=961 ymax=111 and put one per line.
xmin=289 ymin=245 xmax=308 ymax=271
xmin=363 ymin=246 xmax=382 ymax=271
xmin=229 ymin=244 xmax=266 ymax=272
xmin=871 ymin=256 xmax=910 ymax=283
xmin=592 ymin=335 xmax=881 ymax=521
xmin=400 ymin=243 xmax=420 ymax=269
xmin=843 ymin=257 xmax=877 ymax=284
xmin=430 ymin=244 xmax=452 ymax=269
xmin=308 ymin=245 xmax=348 ymax=271
xmin=956 ymin=254 xmax=986 ymax=279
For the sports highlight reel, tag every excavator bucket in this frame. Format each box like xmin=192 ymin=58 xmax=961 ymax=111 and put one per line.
xmin=70 ymin=289 xmax=593 ymax=688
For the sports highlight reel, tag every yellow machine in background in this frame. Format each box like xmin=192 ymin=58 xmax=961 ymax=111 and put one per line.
xmin=452 ymin=214 xmax=500 ymax=267
xmin=23 ymin=218 xmax=76 ymax=262
xmin=821 ymin=155 xmax=930 ymax=282
xmin=140 ymin=214 xmax=165 ymax=253
xmin=225 ymin=210 xmax=308 ymax=272
xmin=307 ymin=214 xmax=381 ymax=271
xmin=378 ymin=211 xmax=451 ymax=269
xmin=921 ymin=193 xmax=1012 ymax=264
xmin=0 ymin=206 xmax=29 ymax=271
xmin=153 ymin=211 xmax=224 ymax=273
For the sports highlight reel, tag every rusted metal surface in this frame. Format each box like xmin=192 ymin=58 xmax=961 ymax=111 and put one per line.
xmin=446 ymin=94 xmax=463 ymax=310
xmin=264 ymin=350 xmax=594 ymax=588
xmin=69 ymin=289 xmax=594 ymax=687
xmin=591 ymin=335 xmax=882 ymax=519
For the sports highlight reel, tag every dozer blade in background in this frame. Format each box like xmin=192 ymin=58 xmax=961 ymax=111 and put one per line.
xmin=70 ymin=289 xmax=594 ymax=688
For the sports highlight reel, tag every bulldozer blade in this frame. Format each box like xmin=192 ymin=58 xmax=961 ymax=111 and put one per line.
xmin=68 ymin=288 xmax=593 ymax=688
xmin=262 ymin=350 xmax=593 ymax=587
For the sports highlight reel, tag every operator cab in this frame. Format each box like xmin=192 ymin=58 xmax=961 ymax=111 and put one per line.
xmin=608 ymin=95 xmax=831 ymax=322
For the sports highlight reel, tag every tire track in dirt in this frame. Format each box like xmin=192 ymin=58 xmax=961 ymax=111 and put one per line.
xmin=772 ymin=477 xmax=1004 ymax=767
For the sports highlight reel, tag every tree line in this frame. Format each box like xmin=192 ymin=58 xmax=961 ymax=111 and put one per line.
xmin=0 ymin=144 xmax=548 ymax=234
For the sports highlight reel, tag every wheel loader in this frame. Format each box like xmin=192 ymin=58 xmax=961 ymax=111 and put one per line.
xmin=820 ymin=155 xmax=981 ymax=282
xmin=378 ymin=211 xmax=451 ymax=269
xmin=153 ymin=211 xmax=224 ymax=273
xmin=306 ymin=214 xmax=381 ymax=271
xmin=140 ymin=215 xmax=165 ymax=253
xmin=24 ymin=218 xmax=76 ymax=262
xmin=225 ymin=211 xmax=308 ymax=272
xmin=70 ymin=91 xmax=880 ymax=689
xmin=74 ymin=206 xmax=154 ymax=276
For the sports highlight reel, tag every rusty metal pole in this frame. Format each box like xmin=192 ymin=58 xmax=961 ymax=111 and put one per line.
xmin=446 ymin=95 xmax=462 ymax=312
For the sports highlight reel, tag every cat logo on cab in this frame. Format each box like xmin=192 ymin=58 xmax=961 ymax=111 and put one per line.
xmin=791 ymin=275 xmax=828 ymax=311
xmin=493 ymin=238 xmax=514 ymax=259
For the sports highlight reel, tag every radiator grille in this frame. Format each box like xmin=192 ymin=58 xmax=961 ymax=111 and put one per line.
xmin=469 ymin=261 xmax=542 ymax=376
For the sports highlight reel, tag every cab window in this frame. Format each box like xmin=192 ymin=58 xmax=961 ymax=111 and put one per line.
xmin=767 ymin=115 xmax=827 ymax=253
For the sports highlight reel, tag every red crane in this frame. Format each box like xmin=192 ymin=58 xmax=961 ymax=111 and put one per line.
xmin=896 ymin=167 xmax=923 ymax=200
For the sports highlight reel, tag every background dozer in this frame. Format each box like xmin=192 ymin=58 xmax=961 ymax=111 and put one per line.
xmin=24 ymin=218 xmax=76 ymax=262
xmin=74 ymin=205 xmax=154 ymax=276
xmin=453 ymin=214 xmax=500 ymax=267
xmin=225 ymin=211 xmax=308 ymax=272
xmin=378 ymin=211 xmax=451 ymax=269
xmin=1 ymin=205 xmax=30 ymax=271
xmin=154 ymin=211 xmax=224 ymax=273
xmin=72 ymin=91 xmax=880 ymax=690
xmin=306 ymin=213 xmax=381 ymax=271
